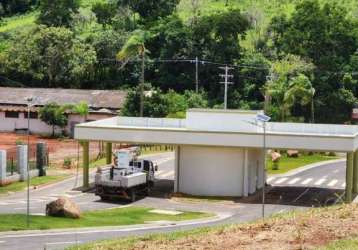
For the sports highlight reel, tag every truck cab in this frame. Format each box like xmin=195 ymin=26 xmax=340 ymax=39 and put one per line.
xmin=129 ymin=159 xmax=157 ymax=185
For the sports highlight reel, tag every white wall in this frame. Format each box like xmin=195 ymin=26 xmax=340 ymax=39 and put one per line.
xmin=0 ymin=111 xmax=114 ymax=135
xmin=186 ymin=109 xmax=262 ymax=133
xmin=247 ymin=149 xmax=264 ymax=194
xmin=0 ymin=111 xmax=54 ymax=134
xmin=176 ymin=146 xmax=260 ymax=196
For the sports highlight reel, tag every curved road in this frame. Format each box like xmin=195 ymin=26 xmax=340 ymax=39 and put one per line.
xmin=0 ymin=154 xmax=347 ymax=250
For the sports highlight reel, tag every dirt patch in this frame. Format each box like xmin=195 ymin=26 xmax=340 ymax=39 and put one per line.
xmin=125 ymin=204 xmax=358 ymax=250
xmin=0 ymin=132 xmax=100 ymax=166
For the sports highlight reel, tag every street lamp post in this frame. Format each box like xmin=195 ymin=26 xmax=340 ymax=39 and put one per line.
xmin=26 ymin=97 xmax=34 ymax=227
xmin=256 ymin=113 xmax=271 ymax=219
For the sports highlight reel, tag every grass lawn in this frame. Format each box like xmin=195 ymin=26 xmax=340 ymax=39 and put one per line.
xmin=141 ymin=147 xmax=173 ymax=155
xmin=66 ymin=203 xmax=358 ymax=250
xmin=267 ymin=154 xmax=340 ymax=175
xmin=89 ymin=157 xmax=107 ymax=168
xmin=0 ymin=175 xmax=70 ymax=195
xmin=0 ymin=207 xmax=210 ymax=232
xmin=0 ymin=12 xmax=37 ymax=33
xmin=320 ymin=238 xmax=358 ymax=250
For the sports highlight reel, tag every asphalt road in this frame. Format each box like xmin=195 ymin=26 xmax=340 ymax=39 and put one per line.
xmin=0 ymin=154 xmax=347 ymax=250
xmin=0 ymin=152 xmax=175 ymax=214
xmin=267 ymin=159 xmax=346 ymax=189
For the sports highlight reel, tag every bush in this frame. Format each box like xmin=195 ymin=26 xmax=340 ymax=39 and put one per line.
xmin=15 ymin=139 xmax=24 ymax=145
xmin=63 ymin=157 xmax=72 ymax=168
xmin=272 ymin=161 xmax=280 ymax=170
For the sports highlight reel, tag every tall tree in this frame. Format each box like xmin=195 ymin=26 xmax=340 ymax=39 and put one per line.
xmin=92 ymin=2 xmax=117 ymax=27
xmin=268 ymin=0 xmax=358 ymax=123
xmin=191 ymin=9 xmax=250 ymax=101
xmin=265 ymin=55 xmax=314 ymax=121
xmin=38 ymin=0 xmax=80 ymax=27
xmin=2 ymin=26 xmax=96 ymax=88
xmin=284 ymin=74 xmax=315 ymax=123
xmin=269 ymin=0 xmax=357 ymax=71
xmin=119 ymin=0 xmax=179 ymax=22
xmin=39 ymin=103 xmax=68 ymax=137
xmin=0 ymin=0 xmax=36 ymax=16
xmin=117 ymin=30 xmax=152 ymax=117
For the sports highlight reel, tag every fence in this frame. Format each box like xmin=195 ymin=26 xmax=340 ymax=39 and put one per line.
xmin=5 ymin=143 xmax=47 ymax=176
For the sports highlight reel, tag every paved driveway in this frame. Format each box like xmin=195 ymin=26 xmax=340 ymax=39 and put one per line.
xmin=267 ymin=160 xmax=346 ymax=189
xmin=0 ymin=153 xmax=349 ymax=250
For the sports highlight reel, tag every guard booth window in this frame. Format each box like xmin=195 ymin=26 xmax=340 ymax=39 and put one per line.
xmin=130 ymin=161 xmax=142 ymax=169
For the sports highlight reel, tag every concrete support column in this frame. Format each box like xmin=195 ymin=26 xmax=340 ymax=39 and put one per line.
xmin=82 ymin=141 xmax=89 ymax=189
xmin=0 ymin=150 xmax=6 ymax=186
xmin=36 ymin=142 xmax=47 ymax=177
xmin=174 ymin=145 xmax=180 ymax=193
xmin=353 ymin=150 xmax=358 ymax=194
xmin=346 ymin=152 xmax=354 ymax=202
xmin=17 ymin=145 xmax=28 ymax=182
xmin=105 ymin=142 xmax=112 ymax=165
xmin=242 ymin=149 xmax=249 ymax=197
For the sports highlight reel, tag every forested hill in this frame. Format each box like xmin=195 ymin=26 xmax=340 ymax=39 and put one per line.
xmin=1 ymin=0 xmax=358 ymax=124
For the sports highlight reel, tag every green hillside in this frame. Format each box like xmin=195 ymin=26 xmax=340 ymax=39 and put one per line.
xmin=1 ymin=0 xmax=358 ymax=123
xmin=0 ymin=0 xmax=105 ymax=34
xmin=2 ymin=0 xmax=358 ymax=36
xmin=1 ymin=0 xmax=357 ymax=53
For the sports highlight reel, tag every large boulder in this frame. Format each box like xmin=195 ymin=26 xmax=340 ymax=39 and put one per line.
xmin=287 ymin=150 xmax=299 ymax=158
xmin=271 ymin=151 xmax=281 ymax=162
xmin=46 ymin=197 xmax=81 ymax=219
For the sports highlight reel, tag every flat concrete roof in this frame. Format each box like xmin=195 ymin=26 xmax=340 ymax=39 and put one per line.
xmin=75 ymin=109 xmax=358 ymax=152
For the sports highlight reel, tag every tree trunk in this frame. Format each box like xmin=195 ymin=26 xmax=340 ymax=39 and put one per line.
xmin=311 ymin=98 xmax=315 ymax=123
xmin=140 ymin=52 xmax=145 ymax=117
xmin=52 ymin=125 xmax=55 ymax=137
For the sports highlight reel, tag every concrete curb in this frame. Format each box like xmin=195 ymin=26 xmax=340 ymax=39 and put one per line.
xmin=0 ymin=212 xmax=232 ymax=238
xmin=268 ymin=158 xmax=346 ymax=178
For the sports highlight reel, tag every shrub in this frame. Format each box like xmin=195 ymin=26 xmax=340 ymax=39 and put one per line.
xmin=63 ymin=157 xmax=72 ymax=168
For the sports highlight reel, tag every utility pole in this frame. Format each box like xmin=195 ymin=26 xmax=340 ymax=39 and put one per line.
xmin=219 ymin=66 xmax=234 ymax=109
xmin=26 ymin=97 xmax=34 ymax=228
xmin=195 ymin=57 xmax=199 ymax=93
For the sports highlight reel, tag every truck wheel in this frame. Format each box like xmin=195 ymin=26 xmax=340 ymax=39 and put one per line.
xmin=130 ymin=189 xmax=136 ymax=202
xmin=100 ymin=195 xmax=109 ymax=201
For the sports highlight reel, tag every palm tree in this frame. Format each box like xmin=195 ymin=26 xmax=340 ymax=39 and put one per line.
xmin=284 ymin=74 xmax=315 ymax=123
xmin=117 ymin=30 xmax=151 ymax=117
xmin=72 ymin=101 xmax=89 ymax=122
xmin=265 ymin=76 xmax=290 ymax=121
xmin=265 ymin=55 xmax=315 ymax=121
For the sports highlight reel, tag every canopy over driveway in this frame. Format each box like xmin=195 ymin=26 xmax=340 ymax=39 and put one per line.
xmin=75 ymin=109 xmax=358 ymax=201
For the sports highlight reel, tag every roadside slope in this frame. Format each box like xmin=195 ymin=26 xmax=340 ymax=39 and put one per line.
xmin=70 ymin=203 xmax=358 ymax=250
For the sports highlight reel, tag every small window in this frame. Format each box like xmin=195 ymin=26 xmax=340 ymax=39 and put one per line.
xmin=130 ymin=161 xmax=142 ymax=168
xmin=5 ymin=111 xmax=19 ymax=118
xmin=143 ymin=161 xmax=150 ymax=171
xmin=24 ymin=112 xmax=38 ymax=119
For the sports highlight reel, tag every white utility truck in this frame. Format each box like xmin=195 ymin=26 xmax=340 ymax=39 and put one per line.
xmin=95 ymin=147 xmax=157 ymax=202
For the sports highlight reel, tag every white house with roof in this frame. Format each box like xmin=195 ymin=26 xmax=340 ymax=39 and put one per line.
xmin=75 ymin=109 xmax=358 ymax=202
xmin=0 ymin=87 xmax=127 ymax=136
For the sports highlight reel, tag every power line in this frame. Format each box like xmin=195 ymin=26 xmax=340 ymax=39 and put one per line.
xmin=97 ymin=57 xmax=270 ymax=70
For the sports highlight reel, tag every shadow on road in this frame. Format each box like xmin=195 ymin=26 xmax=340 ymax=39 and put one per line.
xmin=82 ymin=178 xmax=349 ymax=208
xmin=239 ymin=186 xmax=346 ymax=207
